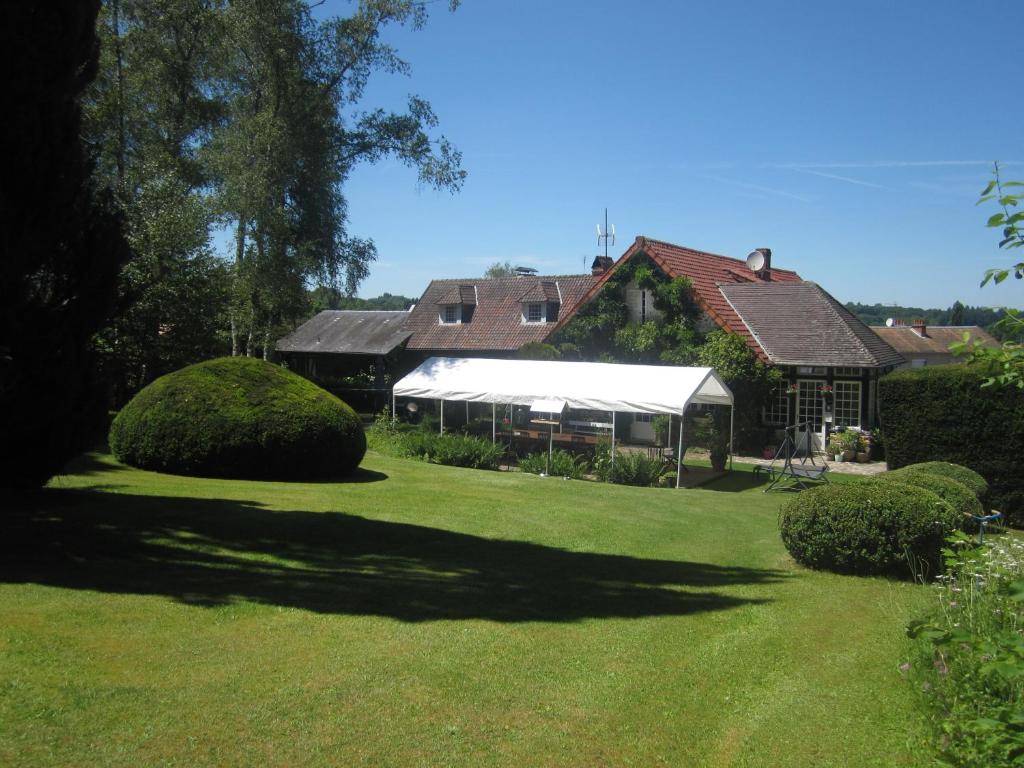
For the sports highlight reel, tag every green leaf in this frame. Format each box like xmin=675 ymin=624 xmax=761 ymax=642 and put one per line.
xmin=980 ymin=180 xmax=998 ymax=196
xmin=988 ymin=213 xmax=1006 ymax=227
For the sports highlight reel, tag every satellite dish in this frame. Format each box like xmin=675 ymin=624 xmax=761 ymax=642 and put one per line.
xmin=406 ymin=402 xmax=419 ymax=413
xmin=885 ymin=318 xmax=895 ymax=327
xmin=746 ymin=250 xmax=766 ymax=273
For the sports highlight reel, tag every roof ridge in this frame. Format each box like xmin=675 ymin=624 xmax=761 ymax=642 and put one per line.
xmin=639 ymin=235 xmax=802 ymax=277
xmin=429 ymin=273 xmax=592 ymax=284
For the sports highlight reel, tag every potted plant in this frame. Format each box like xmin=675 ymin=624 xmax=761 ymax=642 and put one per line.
xmin=832 ymin=430 xmax=859 ymax=461
xmin=826 ymin=436 xmax=846 ymax=462
xmin=818 ymin=384 xmax=834 ymax=399
xmin=785 ymin=383 xmax=799 ymax=397
xmin=855 ymin=432 xmax=871 ymax=463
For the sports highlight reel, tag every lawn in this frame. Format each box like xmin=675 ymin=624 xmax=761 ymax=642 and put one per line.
xmin=1 ymin=451 xmax=931 ymax=767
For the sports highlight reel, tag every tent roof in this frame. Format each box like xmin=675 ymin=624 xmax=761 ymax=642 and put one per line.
xmin=392 ymin=357 xmax=733 ymax=414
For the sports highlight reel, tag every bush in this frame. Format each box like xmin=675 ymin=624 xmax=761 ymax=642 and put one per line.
xmin=778 ymin=478 xmax=962 ymax=578
xmin=399 ymin=431 xmax=503 ymax=470
xmin=879 ymin=364 xmax=1023 ymax=524
xmin=109 ymin=357 xmax=366 ymax=480
xmin=518 ymin=449 xmax=589 ymax=479
xmin=606 ymin=452 xmax=666 ymax=487
xmin=889 ymin=461 xmax=988 ymax=507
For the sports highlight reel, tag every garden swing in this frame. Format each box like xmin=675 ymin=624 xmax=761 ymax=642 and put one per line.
xmin=754 ymin=420 xmax=829 ymax=492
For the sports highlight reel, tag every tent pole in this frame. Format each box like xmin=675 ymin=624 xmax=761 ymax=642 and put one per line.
xmin=492 ymin=402 xmax=496 ymax=444
xmin=440 ymin=400 xmax=444 ymax=435
xmin=611 ymin=411 xmax=616 ymax=466
xmin=676 ymin=411 xmax=684 ymax=489
xmin=391 ymin=391 xmax=396 ymax=427
xmin=729 ymin=405 xmax=735 ymax=471
xmin=466 ymin=400 xmax=469 ymax=424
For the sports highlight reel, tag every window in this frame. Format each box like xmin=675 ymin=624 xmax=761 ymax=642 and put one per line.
xmin=834 ymin=367 xmax=861 ymax=377
xmin=440 ymin=305 xmax=459 ymax=324
xmin=833 ymin=380 xmax=862 ymax=428
xmin=797 ymin=380 xmax=824 ymax=430
xmin=763 ymin=381 xmax=790 ymax=426
xmin=634 ymin=413 xmax=653 ymax=423
xmin=525 ymin=303 xmax=543 ymax=323
xmin=546 ymin=302 xmax=560 ymax=323
xmin=797 ymin=366 xmax=827 ymax=376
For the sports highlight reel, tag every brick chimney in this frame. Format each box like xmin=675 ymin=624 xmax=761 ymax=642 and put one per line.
xmin=591 ymin=255 xmax=613 ymax=275
xmin=911 ymin=319 xmax=927 ymax=337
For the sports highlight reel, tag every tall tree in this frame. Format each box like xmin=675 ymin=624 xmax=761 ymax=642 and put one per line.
xmin=1 ymin=1 xmax=132 ymax=488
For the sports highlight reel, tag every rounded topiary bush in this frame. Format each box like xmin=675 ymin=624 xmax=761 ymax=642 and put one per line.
xmin=880 ymin=468 xmax=982 ymax=521
xmin=891 ymin=461 xmax=989 ymax=507
xmin=778 ymin=478 xmax=961 ymax=579
xmin=109 ymin=357 xmax=366 ymax=480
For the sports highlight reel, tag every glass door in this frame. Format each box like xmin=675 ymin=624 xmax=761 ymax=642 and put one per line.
xmin=797 ymin=379 xmax=825 ymax=453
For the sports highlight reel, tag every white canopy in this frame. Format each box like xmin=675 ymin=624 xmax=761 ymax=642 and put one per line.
xmin=392 ymin=357 xmax=733 ymax=415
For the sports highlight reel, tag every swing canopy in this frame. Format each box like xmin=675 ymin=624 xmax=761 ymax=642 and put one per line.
xmin=392 ymin=356 xmax=733 ymax=414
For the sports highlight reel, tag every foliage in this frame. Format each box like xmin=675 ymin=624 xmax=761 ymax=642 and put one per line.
xmin=905 ymin=532 xmax=1024 ymax=767
xmin=603 ymin=452 xmax=667 ymax=487
xmin=879 ymin=469 xmax=983 ymax=521
xmin=85 ymin=0 xmax=464 ymax=367
xmin=552 ymin=254 xmax=701 ymax=364
xmin=0 ymin=1 xmax=132 ymax=489
xmin=952 ymin=164 xmax=1024 ymax=389
xmin=827 ymin=431 xmax=860 ymax=455
xmin=778 ymin=479 xmax=961 ymax=579
xmin=878 ymin=364 xmax=1021 ymax=524
xmin=308 ymin=287 xmax=415 ymax=315
xmin=888 ymin=461 xmax=989 ymax=508
xmin=109 ymin=357 xmax=366 ymax=479
xmin=515 ymin=341 xmax=561 ymax=361
xmin=518 ymin=449 xmax=589 ymax=479
xmin=484 ymin=260 xmax=515 ymax=278
xmin=398 ymin=431 xmax=503 ymax=470
xmin=697 ymin=331 xmax=781 ymax=453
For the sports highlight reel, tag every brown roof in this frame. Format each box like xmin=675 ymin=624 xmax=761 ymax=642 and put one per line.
xmin=870 ymin=325 xmax=1001 ymax=355
xmin=276 ymin=310 xmax=411 ymax=356
xmin=558 ymin=236 xmax=804 ymax=363
xmin=406 ymin=274 xmax=597 ymax=352
xmin=719 ymin=282 xmax=905 ymax=368
xmin=434 ymin=284 xmax=478 ymax=305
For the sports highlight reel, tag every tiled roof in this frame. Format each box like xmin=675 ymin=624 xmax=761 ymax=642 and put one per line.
xmin=406 ymin=274 xmax=597 ymax=352
xmin=434 ymin=284 xmax=478 ymax=305
xmin=719 ymin=282 xmax=905 ymax=368
xmin=558 ymin=236 xmax=804 ymax=363
xmin=870 ymin=325 xmax=1001 ymax=355
xmin=518 ymin=280 xmax=561 ymax=303
xmin=276 ymin=310 xmax=412 ymax=355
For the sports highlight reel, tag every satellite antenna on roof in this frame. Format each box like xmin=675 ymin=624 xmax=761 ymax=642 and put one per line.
xmin=513 ymin=265 xmax=538 ymax=276
xmin=597 ymin=208 xmax=615 ymax=260
xmin=885 ymin=318 xmax=895 ymax=327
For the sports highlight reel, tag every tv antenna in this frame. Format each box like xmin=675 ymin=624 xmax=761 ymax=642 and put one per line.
xmin=596 ymin=208 xmax=615 ymax=260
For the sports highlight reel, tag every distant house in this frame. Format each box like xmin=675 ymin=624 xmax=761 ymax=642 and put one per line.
xmin=555 ymin=237 xmax=904 ymax=445
xmin=870 ymin=321 xmax=1000 ymax=368
xmin=402 ymin=273 xmax=597 ymax=359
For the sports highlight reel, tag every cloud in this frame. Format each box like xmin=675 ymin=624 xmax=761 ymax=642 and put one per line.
xmin=795 ymin=169 xmax=884 ymax=189
xmin=764 ymin=160 xmax=1017 ymax=170
xmin=704 ymin=175 xmax=814 ymax=203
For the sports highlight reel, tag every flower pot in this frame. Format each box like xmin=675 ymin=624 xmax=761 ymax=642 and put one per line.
xmin=834 ymin=454 xmax=843 ymax=462
xmin=842 ymin=450 xmax=856 ymax=462
xmin=856 ymin=452 xmax=870 ymax=463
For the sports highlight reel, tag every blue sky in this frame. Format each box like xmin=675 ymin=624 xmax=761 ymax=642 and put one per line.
xmin=320 ymin=0 xmax=1023 ymax=310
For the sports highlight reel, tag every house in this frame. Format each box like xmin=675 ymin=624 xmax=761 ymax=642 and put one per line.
xmin=870 ymin=320 xmax=1000 ymax=368
xmin=553 ymin=237 xmax=904 ymax=446
xmin=402 ymin=273 xmax=598 ymax=359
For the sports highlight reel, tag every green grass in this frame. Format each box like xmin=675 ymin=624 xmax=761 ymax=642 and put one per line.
xmin=1 ymin=451 xmax=931 ymax=767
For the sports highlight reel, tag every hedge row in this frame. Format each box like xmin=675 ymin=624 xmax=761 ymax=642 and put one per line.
xmin=878 ymin=364 xmax=1023 ymax=525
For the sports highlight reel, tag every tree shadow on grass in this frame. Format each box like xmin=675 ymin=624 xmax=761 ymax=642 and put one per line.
xmin=698 ymin=470 xmax=770 ymax=493
xmin=1 ymin=488 xmax=784 ymax=622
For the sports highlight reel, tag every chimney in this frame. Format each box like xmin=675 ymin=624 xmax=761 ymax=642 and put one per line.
xmin=911 ymin=319 xmax=927 ymax=337
xmin=755 ymin=247 xmax=772 ymax=280
xmin=591 ymin=255 xmax=613 ymax=276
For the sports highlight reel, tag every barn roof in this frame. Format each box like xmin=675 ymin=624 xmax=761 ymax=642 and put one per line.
xmin=275 ymin=310 xmax=411 ymax=356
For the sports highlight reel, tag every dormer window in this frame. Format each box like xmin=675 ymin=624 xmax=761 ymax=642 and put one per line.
xmin=440 ymin=304 xmax=460 ymax=324
xmin=525 ymin=302 xmax=543 ymax=323
xmin=519 ymin=280 xmax=561 ymax=324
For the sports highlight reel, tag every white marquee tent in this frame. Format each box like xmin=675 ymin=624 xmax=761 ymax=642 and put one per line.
xmin=391 ymin=357 xmax=735 ymax=487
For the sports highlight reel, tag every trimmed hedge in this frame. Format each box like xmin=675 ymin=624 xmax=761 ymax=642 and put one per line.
xmin=110 ymin=357 xmax=366 ymax=480
xmin=885 ymin=462 xmax=988 ymax=508
xmin=778 ymin=478 xmax=961 ymax=579
xmin=879 ymin=468 xmax=982 ymax=521
xmin=879 ymin=364 xmax=1023 ymax=525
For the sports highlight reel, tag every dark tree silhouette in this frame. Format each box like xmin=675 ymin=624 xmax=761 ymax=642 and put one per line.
xmin=0 ymin=2 xmax=131 ymax=489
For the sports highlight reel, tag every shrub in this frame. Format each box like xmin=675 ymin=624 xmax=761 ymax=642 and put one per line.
xmin=518 ymin=449 xmax=589 ymax=479
xmin=884 ymin=465 xmax=987 ymax=521
xmin=399 ymin=431 xmax=503 ymax=470
xmin=889 ymin=461 xmax=988 ymax=507
xmin=606 ymin=452 xmax=666 ymax=487
xmin=879 ymin=364 xmax=1023 ymax=524
xmin=109 ymin=357 xmax=366 ymax=480
xmin=778 ymin=478 xmax=961 ymax=578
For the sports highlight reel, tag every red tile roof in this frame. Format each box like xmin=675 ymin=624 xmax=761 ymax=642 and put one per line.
xmin=558 ymin=236 xmax=803 ymax=363
xmin=406 ymin=274 xmax=597 ymax=352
